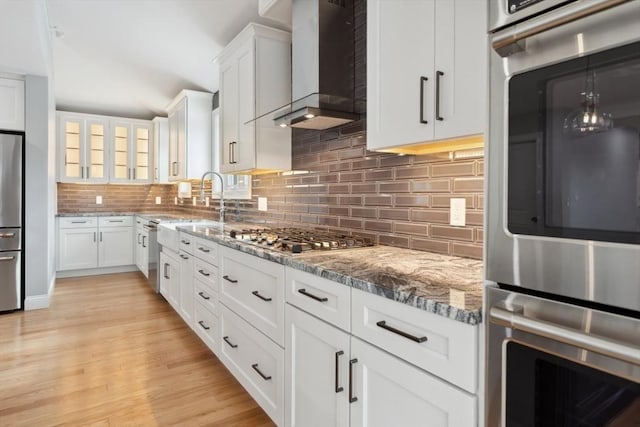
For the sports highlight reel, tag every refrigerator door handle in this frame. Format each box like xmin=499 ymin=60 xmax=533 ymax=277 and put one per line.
xmin=0 ymin=256 xmax=16 ymax=261
xmin=0 ymin=232 xmax=16 ymax=238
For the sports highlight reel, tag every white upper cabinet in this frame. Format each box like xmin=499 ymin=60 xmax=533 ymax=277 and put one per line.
xmin=152 ymin=116 xmax=169 ymax=183
xmin=367 ymin=0 xmax=487 ymax=154
xmin=166 ymin=90 xmax=213 ymax=181
xmin=0 ymin=78 xmax=25 ymax=131
xmin=109 ymin=120 xmax=153 ymax=183
xmin=58 ymin=112 xmax=109 ymax=183
xmin=218 ymin=23 xmax=291 ymax=174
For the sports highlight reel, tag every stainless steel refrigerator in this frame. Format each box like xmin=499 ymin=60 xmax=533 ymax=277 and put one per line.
xmin=0 ymin=131 xmax=24 ymax=312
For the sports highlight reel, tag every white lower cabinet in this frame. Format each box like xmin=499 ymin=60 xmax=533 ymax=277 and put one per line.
xmin=98 ymin=227 xmax=133 ymax=267
xmin=58 ymin=225 xmax=98 ymax=270
xmin=350 ymin=337 xmax=476 ymax=427
xmin=159 ymin=249 xmax=180 ymax=304
xmin=285 ymin=304 xmax=350 ymax=427
xmin=178 ymin=249 xmax=194 ymax=326
xmin=220 ymin=303 xmax=285 ymax=425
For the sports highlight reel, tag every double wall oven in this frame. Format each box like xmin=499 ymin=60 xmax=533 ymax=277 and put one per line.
xmin=486 ymin=1 xmax=640 ymax=426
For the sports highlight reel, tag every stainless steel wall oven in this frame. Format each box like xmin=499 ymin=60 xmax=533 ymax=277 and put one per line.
xmin=486 ymin=1 xmax=640 ymax=425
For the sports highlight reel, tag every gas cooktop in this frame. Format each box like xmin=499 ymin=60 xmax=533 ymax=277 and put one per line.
xmin=229 ymin=227 xmax=375 ymax=253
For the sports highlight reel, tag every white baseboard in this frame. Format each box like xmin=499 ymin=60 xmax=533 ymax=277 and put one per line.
xmin=56 ymin=265 xmax=139 ymax=278
xmin=24 ymin=294 xmax=50 ymax=310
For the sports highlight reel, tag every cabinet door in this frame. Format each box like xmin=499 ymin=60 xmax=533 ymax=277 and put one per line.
xmin=152 ymin=117 xmax=169 ymax=183
xmin=179 ymin=251 xmax=194 ymax=326
xmin=176 ymin=98 xmax=187 ymax=180
xmin=285 ymin=305 xmax=350 ymax=427
xmin=58 ymin=115 xmax=85 ymax=181
xmin=235 ymin=38 xmax=256 ymax=172
xmin=85 ymin=119 xmax=108 ymax=182
xmin=58 ymin=228 xmax=98 ymax=271
xmin=110 ymin=121 xmax=132 ymax=182
xmin=433 ymin=0 xmax=486 ymax=140
xmin=0 ymin=78 xmax=25 ymax=131
xmin=220 ymin=60 xmax=239 ymax=173
xmin=367 ymin=0 xmax=436 ymax=151
xmin=159 ymin=252 xmax=171 ymax=298
xmin=168 ymin=109 xmax=179 ymax=180
xmin=132 ymin=123 xmax=152 ymax=182
xmin=135 ymin=228 xmax=148 ymax=277
xmin=98 ymin=227 xmax=133 ymax=267
xmin=350 ymin=337 xmax=477 ymax=427
xmin=168 ymin=253 xmax=181 ymax=310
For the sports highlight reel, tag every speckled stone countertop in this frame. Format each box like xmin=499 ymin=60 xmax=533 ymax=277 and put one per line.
xmin=177 ymin=224 xmax=483 ymax=325
xmin=56 ymin=212 xmax=207 ymax=222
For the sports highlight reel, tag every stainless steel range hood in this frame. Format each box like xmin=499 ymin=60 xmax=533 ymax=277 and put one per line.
xmin=273 ymin=0 xmax=358 ymax=130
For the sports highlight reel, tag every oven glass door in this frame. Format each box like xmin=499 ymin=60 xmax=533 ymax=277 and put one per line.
xmin=508 ymin=40 xmax=640 ymax=244
xmin=504 ymin=340 xmax=640 ymax=426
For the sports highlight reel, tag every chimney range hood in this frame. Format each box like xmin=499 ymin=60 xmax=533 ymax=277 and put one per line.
xmin=272 ymin=0 xmax=358 ymax=130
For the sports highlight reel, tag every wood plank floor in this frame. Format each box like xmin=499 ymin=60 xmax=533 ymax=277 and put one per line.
xmin=0 ymin=272 xmax=274 ymax=426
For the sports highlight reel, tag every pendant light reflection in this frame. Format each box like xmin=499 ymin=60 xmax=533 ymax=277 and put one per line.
xmin=563 ymin=70 xmax=613 ymax=137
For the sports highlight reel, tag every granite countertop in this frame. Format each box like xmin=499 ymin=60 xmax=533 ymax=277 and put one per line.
xmin=177 ymin=224 xmax=483 ymax=325
xmin=56 ymin=212 xmax=209 ymax=222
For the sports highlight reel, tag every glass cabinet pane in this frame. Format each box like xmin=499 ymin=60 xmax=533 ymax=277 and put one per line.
xmin=134 ymin=126 xmax=150 ymax=180
xmin=88 ymin=122 xmax=105 ymax=179
xmin=113 ymin=125 xmax=129 ymax=179
xmin=63 ymin=120 xmax=82 ymax=178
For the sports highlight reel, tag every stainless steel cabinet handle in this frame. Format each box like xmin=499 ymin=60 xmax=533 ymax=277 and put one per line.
xmin=137 ymin=233 xmax=141 ymax=244
xmin=180 ymin=239 xmax=190 ymax=245
xmin=81 ymin=167 xmax=85 ymax=179
xmin=198 ymin=320 xmax=210 ymax=331
xmin=71 ymin=221 xmax=87 ymax=224
xmin=376 ymin=320 xmax=428 ymax=343
xmin=93 ymin=232 xmax=96 ymax=242
xmin=133 ymin=168 xmax=136 ymax=180
xmin=128 ymin=168 xmax=131 ymax=180
xmin=349 ymin=358 xmax=358 ymax=403
xmin=86 ymin=166 xmax=90 ymax=178
xmin=142 ymin=235 xmax=147 ymax=248
xmin=0 ymin=256 xmax=16 ymax=261
xmin=164 ymin=262 xmax=170 ymax=279
xmin=108 ymin=220 xmax=124 ymax=223
xmin=179 ymin=254 xmax=188 ymax=260
xmin=198 ymin=269 xmax=210 ymax=277
xmin=155 ymin=167 xmax=158 ymax=180
xmin=223 ymin=336 xmax=238 ymax=348
xmin=298 ymin=288 xmax=328 ymax=302
xmin=99 ymin=232 xmax=103 ymax=242
xmin=492 ymin=0 xmax=630 ymax=57
xmin=435 ymin=70 xmax=444 ymax=121
xmin=251 ymin=364 xmax=272 ymax=381
xmin=252 ymin=290 xmax=272 ymax=302
xmin=198 ymin=247 xmax=210 ymax=253
xmin=490 ymin=306 xmax=640 ymax=365
xmin=335 ymin=350 xmax=344 ymax=393
xmin=0 ymin=232 xmax=16 ymax=238
xmin=172 ymin=162 xmax=178 ymax=176
xmin=198 ymin=291 xmax=210 ymax=300
xmin=419 ymin=76 xmax=428 ymax=124
xmin=223 ymin=275 xmax=238 ymax=284
xmin=228 ymin=142 xmax=233 ymax=164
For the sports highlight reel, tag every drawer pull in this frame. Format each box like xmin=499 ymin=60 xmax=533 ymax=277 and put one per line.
xmin=349 ymin=358 xmax=358 ymax=403
xmin=198 ymin=247 xmax=211 ymax=253
xmin=198 ymin=269 xmax=210 ymax=277
xmin=298 ymin=288 xmax=328 ymax=302
xmin=108 ymin=219 xmax=124 ymax=223
xmin=198 ymin=320 xmax=210 ymax=331
xmin=335 ymin=350 xmax=344 ymax=393
xmin=0 ymin=232 xmax=16 ymax=238
xmin=179 ymin=254 xmax=189 ymax=260
xmin=252 ymin=290 xmax=272 ymax=302
xmin=198 ymin=291 xmax=210 ymax=300
xmin=181 ymin=239 xmax=190 ymax=245
xmin=376 ymin=320 xmax=428 ymax=343
xmin=223 ymin=275 xmax=238 ymax=284
xmin=71 ymin=221 xmax=87 ymax=224
xmin=251 ymin=364 xmax=272 ymax=381
xmin=223 ymin=336 xmax=238 ymax=348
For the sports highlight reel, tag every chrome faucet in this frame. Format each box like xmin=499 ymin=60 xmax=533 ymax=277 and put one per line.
xmin=200 ymin=171 xmax=225 ymax=225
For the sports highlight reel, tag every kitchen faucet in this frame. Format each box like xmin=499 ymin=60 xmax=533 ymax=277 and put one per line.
xmin=200 ymin=171 xmax=225 ymax=226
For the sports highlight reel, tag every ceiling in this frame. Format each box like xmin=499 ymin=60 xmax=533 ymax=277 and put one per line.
xmin=40 ymin=0 xmax=288 ymax=120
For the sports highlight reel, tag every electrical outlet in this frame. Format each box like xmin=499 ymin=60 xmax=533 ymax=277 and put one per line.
xmin=258 ymin=197 xmax=268 ymax=211
xmin=450 ymin=198 xmax=466 ymax=226
xmin=155 ymin=196 xmax=161 ymax=205
xmin=192 ymin=196 xmax=197 ymax=206
xmin=205 ymin=197 xmax=210 ymax=207
xmin=96 ymin=195 xmax=102 ymax=205
xmin=174 ymin=197 xmax=178 ymax=205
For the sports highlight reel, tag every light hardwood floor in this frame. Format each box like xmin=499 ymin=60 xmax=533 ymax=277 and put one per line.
xmin=0 ymin=272 xmax=274 ymax=427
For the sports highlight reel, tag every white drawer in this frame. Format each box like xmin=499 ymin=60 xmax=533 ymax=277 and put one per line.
xmin=194 ymin=278 xmax=218 ymax=315
xmin=193 ymin=258 xmax=218 ymax=291
xmin=179 ymin=232 xmax=195 ymax=253
xmin=220 ymin=247 xmax=285 ymax=346
xmin=58 ymin=216 xmax=97 ymax=228
xmin=194 ymin=300 xmax=218 ymax=354
xmin=351 ymin=287 xmax=478 ymax=393
xmin=285 ymin=267 xmax=351 ymax=332
xmin=98 ymin=215 xmax=133 ymax=227
xmin=219 ymin=304 xmax=284 ymax=426
xmin=192 ymin=236 xmax=218 ymax=266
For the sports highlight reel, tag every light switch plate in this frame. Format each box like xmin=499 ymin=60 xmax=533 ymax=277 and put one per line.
xmin=450 ymin=198 xmax=466 ymax=226
xmin=155 ymin=196 xmax=161 ymax=205
xmin=258 ymin=197 xmax=268 ymax=211
xmin=96 ymin=195 xmax=102 ymax=205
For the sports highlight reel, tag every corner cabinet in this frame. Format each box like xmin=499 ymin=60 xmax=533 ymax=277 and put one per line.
xmin=0 ymin=78 xmax=25 ymax=131
xmin=166 ymin=90 xmax=213 ymax=181
xmin=217 ymin=23 xmax=291 ymax=174
xmin=366 ymin=0 xmax=487 ymax=154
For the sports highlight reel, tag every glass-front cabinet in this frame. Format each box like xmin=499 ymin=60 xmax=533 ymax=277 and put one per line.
xmin=58 ymin=113 xmax=109 ymax=183
xmin=57 ymin=112 xmax=153 ymax=183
